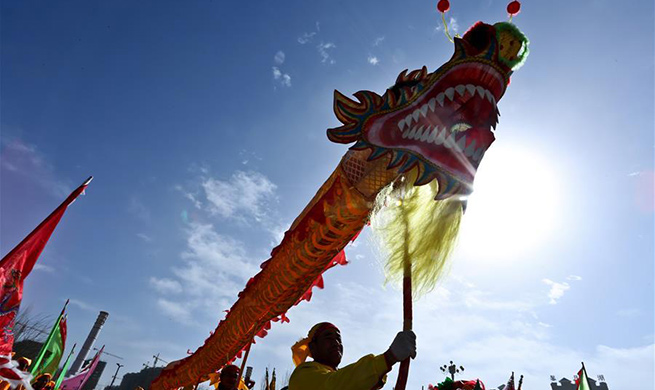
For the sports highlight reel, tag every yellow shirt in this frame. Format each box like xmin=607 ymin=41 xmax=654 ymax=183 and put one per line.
xmin=289 ymin=354 xmax=390 ymax=390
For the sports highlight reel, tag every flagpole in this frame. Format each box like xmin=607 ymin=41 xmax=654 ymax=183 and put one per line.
xmin=54 ymin=344 xmax=77 ymax=390
xmin=31 ymin=300 xmax=69 ymax=375
xmin=1 ymin=177 xmax=91 ymax=266
xmin=236 ymin=341 xmax=252 ymax=389
xmin=394 ymin=190 xmax=413 ymax=390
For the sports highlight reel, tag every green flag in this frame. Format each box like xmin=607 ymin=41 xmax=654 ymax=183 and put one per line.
xmin=576 ymin=364 xmax=591 ymax=390
xmin=54 ymin=344 xmax=76 ymax=390
xmin=31 ymin=314 xmax=67 ymax=376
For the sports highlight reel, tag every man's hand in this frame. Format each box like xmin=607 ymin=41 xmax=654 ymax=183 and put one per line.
xmin=386 ymin=330 xmax=417 ymax=364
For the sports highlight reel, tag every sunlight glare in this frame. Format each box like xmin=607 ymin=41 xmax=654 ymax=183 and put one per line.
xmin=457 ymin=143 xmax=561 ymax=260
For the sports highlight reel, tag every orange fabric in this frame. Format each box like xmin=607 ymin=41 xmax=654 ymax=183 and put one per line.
xmin=151 ymin=168 xmax=370 ymax=390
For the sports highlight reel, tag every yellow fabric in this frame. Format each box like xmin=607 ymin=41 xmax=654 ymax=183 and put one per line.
xmin=291 ymin=338 xmax=311 ymax=367
xmin=370 ymin=170 xmax=463 ymax=297
xmin=207 ymin=374 xmax=248 ymax=390
xmin=288 ymin=354 xmax=389 ymax=390
xmin=291 ymin=323 xmax=336 ymax=366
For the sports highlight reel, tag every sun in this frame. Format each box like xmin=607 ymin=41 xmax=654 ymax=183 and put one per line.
xmin=457 ymin=142 xmax=561 ymax=260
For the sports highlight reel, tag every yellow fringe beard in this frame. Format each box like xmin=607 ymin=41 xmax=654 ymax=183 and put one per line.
xmin=370 ymin=169 xmax=463 ymax=297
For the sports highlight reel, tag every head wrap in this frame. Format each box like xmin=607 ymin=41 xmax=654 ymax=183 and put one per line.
xmin=16 ymin=357 xmax=31 ymax=369
xmin=291 ymin=322 xmax=338 ymax=366
xmin=34 ymin=374 xmax=52 ymax=382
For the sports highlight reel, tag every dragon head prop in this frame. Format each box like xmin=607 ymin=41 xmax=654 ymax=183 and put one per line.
xmin=328 ymin=21 xmax=529 ymax=200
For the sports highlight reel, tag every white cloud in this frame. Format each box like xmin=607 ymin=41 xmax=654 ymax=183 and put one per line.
xmin=157 ymin=298 xmax=193 ymax=323
xmin=373 ymin=36 xmax=385 ymax=46
xmin=566 ymin=275 xmax=582 ymax=281
xmin=202 ymin=171 xmax=277 ymax=221
xmin=435 ymin=17 xmax=459 ymax=34
xmin=137 ymin=233 xmax=153 ymax=242
xmin=297 ymin=22 xmax=320 ymax=44
xmin=69 ymin=298 xmax=98 ymax=312
xmin=272 ymin=67 xmax=292 ymax=87
xmin=33 ymin=264 xmax=55 ymax=273
xmin=151 ymin=222 xmax=261 ymax=325
xmin=317 ymin=42 xmax=336 ymax=64
xmin=367 ymin=55 xmax=379 ymax=65
xmin=0 ymin=139 xmax=72 ymax=198
xmin=149 ymin=277 xmax=183 ymax=294
xmin=542 ymin=278 xmax=571 ymax=304
xmin=298 ymin=32 xmax=316 ymax=45
xmin=274 ymin=51 xmax=285 ymax=65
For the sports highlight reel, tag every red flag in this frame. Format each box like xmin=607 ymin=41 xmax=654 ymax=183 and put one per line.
xmin=0 ymin=177 xmax=91 ymax=355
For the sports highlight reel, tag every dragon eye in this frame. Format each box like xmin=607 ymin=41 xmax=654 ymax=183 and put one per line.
xmin=450 ymin=123 xmax=472 ymax=133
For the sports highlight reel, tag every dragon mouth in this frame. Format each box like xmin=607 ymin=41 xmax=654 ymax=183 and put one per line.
xmin=364 ymin=61 xmax=505 ymax=184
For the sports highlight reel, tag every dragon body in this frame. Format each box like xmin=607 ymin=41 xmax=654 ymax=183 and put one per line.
xmin=152 ymin=21 xmax=528 ymax=390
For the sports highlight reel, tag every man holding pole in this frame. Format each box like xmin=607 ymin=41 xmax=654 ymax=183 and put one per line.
xmin=288 ymin=322 xmax=416 ymax=390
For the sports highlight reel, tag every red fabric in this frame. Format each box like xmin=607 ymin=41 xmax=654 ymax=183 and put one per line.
xmin=0 ymin=368 xmax=20 ymax=380
xmin=0 ymin=180 xmax=88 ymax=356
xmin=60 ymin=316 xmax=68 ymax=351
xmin=575 ymin=368 xmax=582 ymax=387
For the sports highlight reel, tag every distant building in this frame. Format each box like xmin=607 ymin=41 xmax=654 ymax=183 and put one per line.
xmin=550 ymin=377 xmax=609 ymax=390
xmin=104 ymin=367 xmax=163 ymax=390
xmin=81 ymin=360 xmax=107 ymax=390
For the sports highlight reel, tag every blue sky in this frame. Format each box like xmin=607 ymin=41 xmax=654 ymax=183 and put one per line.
xmin=1 ymin=0 xmax=653 ymax=389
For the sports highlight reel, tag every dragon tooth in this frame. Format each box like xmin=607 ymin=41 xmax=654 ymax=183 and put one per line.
xmin=436 ymin=93 xmax=445 ymax=106
xmin=444 ymin=133 xmax=457 ymax=149
xmin=445 ymin=87 xmax=455 ymax=101
xmin=405 ymin=113 xmax=413 ymax=126
xmin=455 ymin=85 xmax=466 ymax=96
xmin=405 ymin=126 xmax=417 ymax=139
xmin=464 ymin=139 xmax=477 ymax=157
xmin=398 ymin=119 xmax=406 ymax=132
xmin=428 ymin=98 xmax=436 ymax=112
xmin=485 ymin=90 xmax=494 ymax=103
xmin=466 ymin=84 xmax=476 ymax=96
xmin=476 ymin=86 xmax=485 ymax=98
xmin=414 ymin=126 xmax=424 ymax=140
xmin=427 ymin=126 xmax=438 ymax=143
xmin=420 ymin=104 xmax=429 ymax=117
xmin=456 ymin=135 xmax=467 ymax=151
xmin=421 ymin=126 xmax=431 ymax=142
xmin=412 ymin=109 xmax=421 ymax=122
xmin=434 ymin=127 xmax=446 ymax=145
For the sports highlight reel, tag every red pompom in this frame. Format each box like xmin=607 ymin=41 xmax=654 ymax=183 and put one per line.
xmin=437 ymin=0 xmax=450 ymax=13
xmin=507 ymin=1 xmax=521 ymax=15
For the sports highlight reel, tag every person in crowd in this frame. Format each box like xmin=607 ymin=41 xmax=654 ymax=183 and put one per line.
xmin=218 ymin=365 xmax=255 ymax=390
xmin=288 ymin=322 xmax=416 ymax=390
